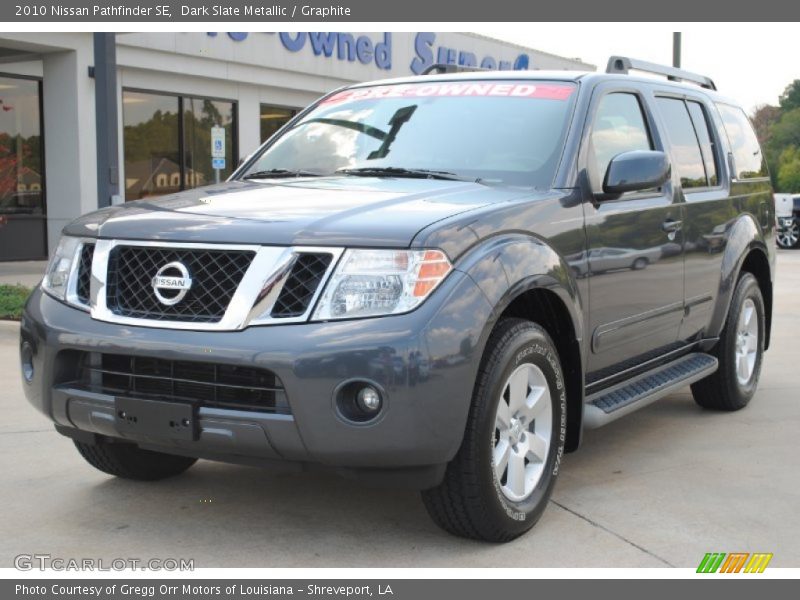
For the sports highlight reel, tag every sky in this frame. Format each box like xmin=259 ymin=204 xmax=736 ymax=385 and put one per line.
xmin=482 ymin=24 xmax=799 ymax=114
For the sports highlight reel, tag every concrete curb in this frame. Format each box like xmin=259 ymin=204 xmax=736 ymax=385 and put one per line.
xmin=0 ymin=320 xmax=20 ymax=333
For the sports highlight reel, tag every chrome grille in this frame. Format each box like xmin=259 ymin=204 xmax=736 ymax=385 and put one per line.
xmin=105 ymin=246 xmax=254 ymax=323
xmin=271 ymin=253 xmax=333 ymax=318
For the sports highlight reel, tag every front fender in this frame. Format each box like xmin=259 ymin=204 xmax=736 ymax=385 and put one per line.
xmin=454 ymin=234 xmax=587 ymax=451
xmin=456 ymin=234 xmax=584 ymax=350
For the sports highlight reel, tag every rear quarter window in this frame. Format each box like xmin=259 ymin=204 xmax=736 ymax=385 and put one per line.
xmin=716 ymin=103 xmax=768 ymax=179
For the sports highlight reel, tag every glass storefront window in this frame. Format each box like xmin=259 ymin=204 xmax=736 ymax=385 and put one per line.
xmin=183 ymin=97 xmax=235 ymax=188
xmin=260 ymin=105 xmax=296 ymax=143
xmin=122 ymin=91 xmax=180 ymax=201
xmin=123 ymin=90 xmax=237 ymax=201
xmin=0 ymin=75 xmax=46 ymax=260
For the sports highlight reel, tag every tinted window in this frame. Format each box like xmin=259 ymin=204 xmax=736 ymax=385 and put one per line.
xmin=182 ymin=97 xmax=236 ymax=188
xmin=0 ymin=75 xmax=46 ymax=260
xmin=656 ymin=97 xmax=707 ymax=188
xmin=687 ymin=101 xmax=719 ymax=186
xmin=244 ymin=81 xmax=578 ymax=188
xmin=717 ymin=103 xmax=768 ymax=179
xmin=260 ymin=105 xmax=296 ymax=143
xmin=589 ymin=93 xmax=652 ymax=188
xmin=123 ymin=91 xmax=181 ymax=200
xmin=123 ymin=91 xmax=237 ymax=201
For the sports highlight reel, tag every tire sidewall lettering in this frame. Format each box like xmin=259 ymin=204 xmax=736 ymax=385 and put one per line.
xmin=490 ymin=335 xmax=566 ymax=522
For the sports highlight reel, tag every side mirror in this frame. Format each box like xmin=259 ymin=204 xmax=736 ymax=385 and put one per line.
xmin=601 ymin=150 xmax=671 ymax=197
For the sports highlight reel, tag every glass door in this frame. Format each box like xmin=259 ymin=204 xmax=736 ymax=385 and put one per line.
xmin=0 ymin=75 xmax=46 ymax=261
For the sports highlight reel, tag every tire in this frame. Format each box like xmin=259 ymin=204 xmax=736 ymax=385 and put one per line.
xmin=632 ymin=257 xmax=649 ymax=270
xmin=422 ymin=318 xmax=566 ymax=542
xmin=74 ymin=440 xmax=197 ymax=481
xmin=691 ymin=272 xmax=765 ymax=411
xmin=776 ymin=219 xmax=800 ymax=249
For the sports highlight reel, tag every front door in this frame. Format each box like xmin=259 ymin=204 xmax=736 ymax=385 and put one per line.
xmin=579 ymin=86 xmax=685 ymax=377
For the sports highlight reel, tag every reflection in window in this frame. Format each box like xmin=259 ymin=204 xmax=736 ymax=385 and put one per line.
xmin=589 ymin=93 xmax=652 ymax=189
xmin=123 ymin=91 xmax=237 ymax=201
xmin=687 ymin=101 xmax=719 ymax=187
xmin=0 ymin=77 xmax=44 ymax=214
xmin=249 ymin=83 xmax=578 ymax=188
xmin=0 ymin=75 xmax=47 ymax=260
xmin=183 ymin=97 xmax=235 ymax=188
xmin=260 ymin=105 xmax=296 ymax=143
xmin=717 ymin=103 xmax=768 ymax=179
xmin=656 ymin=97 xmax=707 ymax=188
xmin=123 ymin=91 xmax=180 ymax=200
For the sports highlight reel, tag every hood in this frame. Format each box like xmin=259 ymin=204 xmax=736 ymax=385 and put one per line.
xmin=66 ymin=178 xmax=529 ymax=247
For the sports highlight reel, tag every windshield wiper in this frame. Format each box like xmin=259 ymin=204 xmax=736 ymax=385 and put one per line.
xmin=335 ymin=166 xmax=475 ymax=182
xmin=243 ymin=168 xmax=322 ymax=179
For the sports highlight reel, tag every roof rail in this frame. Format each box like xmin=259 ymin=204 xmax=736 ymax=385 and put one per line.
xmin=606 ymin=56 xmax=716 ymax=91
xmin=422 ymin=63 xmax=491 ymax=76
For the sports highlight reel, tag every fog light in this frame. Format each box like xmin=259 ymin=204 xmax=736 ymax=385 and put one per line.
xmin=20 ymin=341 xmax=34 ymax=383
xmin=334 ymin=380 xmax=386 ymax=424
xmin=356 ymin=386 xmax=382 ymax=413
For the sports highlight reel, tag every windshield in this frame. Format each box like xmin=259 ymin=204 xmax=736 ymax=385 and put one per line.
xmin=240 ymin=80 xmax=578 ymax=188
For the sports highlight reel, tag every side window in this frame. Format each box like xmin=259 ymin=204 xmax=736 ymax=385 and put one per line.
xmin=656 ymin=97 xmax=719 ymax=189
xmin=655 ymin=97 xmax=707 ymax=188
xmin=716 ymin=103 xmax=768 ymax=179
xmin=686 ymin=101 xmax=719 ymax=187
xmin=589 ymin=93 xmax=653 ymax=189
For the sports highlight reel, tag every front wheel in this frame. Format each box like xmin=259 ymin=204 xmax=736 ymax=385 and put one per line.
xmin=422 ymin=318 xmax=566 ymax=542
xmin=74 ymin=440 xmax=197 ymax=481
xmin=632 ymin=257 xmax=649 ymax=270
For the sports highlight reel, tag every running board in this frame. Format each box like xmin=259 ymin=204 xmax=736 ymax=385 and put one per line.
xmin=583 ymin=353 xmax=718 ymax=429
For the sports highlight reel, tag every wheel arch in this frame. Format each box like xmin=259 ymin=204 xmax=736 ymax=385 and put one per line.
xmin=707 ymin=215 xmax=774 ymax=350
xmin=739 ymin=247 xmax=773 ymax=350
xmin=457 ymin=234 xmax=586 ymax=452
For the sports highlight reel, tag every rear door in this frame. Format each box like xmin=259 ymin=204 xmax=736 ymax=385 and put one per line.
xmin=579 ymin=83 xmax=685 ymax=378
xmin=650 ymin=91 xmax=731 ymax=342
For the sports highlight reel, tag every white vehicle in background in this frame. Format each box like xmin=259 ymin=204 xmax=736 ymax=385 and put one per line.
xmin=776 ymin=193 xmax=799 ymax=248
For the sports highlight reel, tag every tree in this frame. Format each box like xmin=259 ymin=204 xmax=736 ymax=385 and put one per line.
xmin=779 ymin=80 xmax=800 ymax=112
xmin=764 ymin=107 xmax=800 ymax=187
xmin=751 ymin=104 xmax=781 ymax=146
xmin=776 ymin=146 xmax=800 ymax=192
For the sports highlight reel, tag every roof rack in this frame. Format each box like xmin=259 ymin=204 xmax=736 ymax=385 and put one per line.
xmin=606 ymin=56 xmax=716 ymax=91
xmin=422 ymin=63 xmax=491 ymax=76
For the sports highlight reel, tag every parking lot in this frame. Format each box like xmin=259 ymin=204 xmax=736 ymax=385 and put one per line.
xmin=1 ymin=250 xmax=798 ymax=569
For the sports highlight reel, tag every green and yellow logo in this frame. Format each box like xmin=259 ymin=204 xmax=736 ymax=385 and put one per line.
xmin=697 ymin=552 xmax=773 ymax=573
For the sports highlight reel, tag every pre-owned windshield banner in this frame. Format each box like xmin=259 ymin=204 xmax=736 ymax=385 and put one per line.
xmin=321 ymin=82 xmax=577 ymax=104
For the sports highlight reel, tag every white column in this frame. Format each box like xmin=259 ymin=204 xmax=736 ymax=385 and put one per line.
xmin=42 ymin=41 xmax=97 ymax=251
xmin=237 ymin=85 xmax=262 ymax=164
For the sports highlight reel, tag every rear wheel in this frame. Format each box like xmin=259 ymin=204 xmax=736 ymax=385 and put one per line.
xmin=422 ymin=318 xmax=566 ymax=542
xmin=74 ymin=440 xmax=197 ymax=481
xmin=691 ymin=272 xmax=765 ymax=411
xmin=777 ymin=219 xmax=799 ymax=248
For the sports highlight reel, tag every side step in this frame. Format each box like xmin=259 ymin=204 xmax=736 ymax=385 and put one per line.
xmin=584 ymin=353 xmax=718 ymax=429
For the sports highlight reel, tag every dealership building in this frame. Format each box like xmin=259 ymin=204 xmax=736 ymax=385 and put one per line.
xmin=0 ymin=32 xmax=592 ymax=261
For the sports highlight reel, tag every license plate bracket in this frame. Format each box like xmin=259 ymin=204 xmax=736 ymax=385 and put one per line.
xmin=114 ymin=397 xmax=197 ymax=441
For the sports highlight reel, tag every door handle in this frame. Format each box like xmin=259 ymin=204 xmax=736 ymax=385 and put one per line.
xmin=661 ymin=218 xmax=683 ymax=233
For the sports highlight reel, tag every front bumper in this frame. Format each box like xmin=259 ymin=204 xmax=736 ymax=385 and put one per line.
xmin=19 ymin=270 xmax=493 ymax=484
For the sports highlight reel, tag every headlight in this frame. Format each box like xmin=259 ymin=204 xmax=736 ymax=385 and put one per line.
xmin=42 ymin=236 xmax=82 ymax=301
xmin=313 ymin=249 xmax=453 ymax=320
